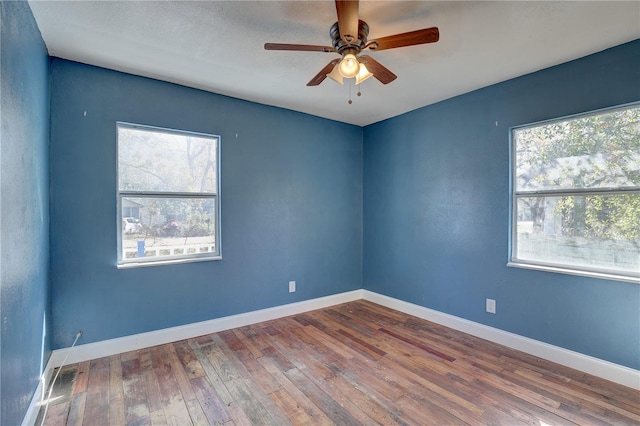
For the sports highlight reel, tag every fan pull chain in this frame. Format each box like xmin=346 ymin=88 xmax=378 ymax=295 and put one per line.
xmin=357 ymin=83 xmax=362 ymax=97
xmin=348 ymin=80 xmax=352 ymax=104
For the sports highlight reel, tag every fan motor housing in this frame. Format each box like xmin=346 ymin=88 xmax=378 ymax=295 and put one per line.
xmin=330 ymin=20 xmax=369 ymax=54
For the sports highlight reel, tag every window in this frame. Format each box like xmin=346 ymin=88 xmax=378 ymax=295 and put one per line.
xmin=510 ymin=104 xmax=639 ymax=282
xmin=117 ymin=123 xmax=220 ymax=266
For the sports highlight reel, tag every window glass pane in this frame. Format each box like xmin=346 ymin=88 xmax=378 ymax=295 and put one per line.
xmin=121 ymin=197 xmax=217 ymax=261
xmin=514 ymin=106 xmax=640 ymax=192
xmin=515 ymin=194 xmax=639 ymax=274
xmin=118 ymin=125 xmax=218 ymax=193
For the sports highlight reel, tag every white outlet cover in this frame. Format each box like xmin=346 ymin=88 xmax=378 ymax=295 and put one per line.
xmin=486 ymin=298 xmax=496 ymax=314
xmin=289 ymin=281 xmax=296 ymax=293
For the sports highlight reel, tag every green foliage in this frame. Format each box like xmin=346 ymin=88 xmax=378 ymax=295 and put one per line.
xmin=555 ymin=195 xmax=639 ymax=243
xmin=127 ymin=197 xmax=214 ymax=239
xmin=118 ymin=125 xmax=218 ymax=193
xmin=183 ymin=209 xmax=213 ymax=237
xmin=118 ymin=125 xmax=218 ymax=242
xmin=516 ymin=106 xmax=640 ymax=190
xmin=515 ymin=105 xmax=640 ymax=243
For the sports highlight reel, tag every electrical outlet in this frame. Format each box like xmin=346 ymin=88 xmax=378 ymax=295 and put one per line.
xmin=486 ymin=298 xmax=496 ymax=314
xmin=289 ymin=281 xmax=296 ymax=293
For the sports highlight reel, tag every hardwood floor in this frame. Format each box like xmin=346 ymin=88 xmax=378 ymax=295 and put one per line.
xmin=40 ymin=300 xmax=640 ymax=425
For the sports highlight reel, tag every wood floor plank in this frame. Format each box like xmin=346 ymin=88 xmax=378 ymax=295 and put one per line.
xmin=257 ymin=354 xmax=334 ymax=425
xmin=207 ymin=335 xmax=293 ymax=425
xmin=172 ymin=340 xmax=206 ymax=380
xmin=308 ymin=304 xmax=572 ymax=421
xmin=377 ymin=355 xmax=488 ymax=424
xmin=271 ymin=351 xmax=377 ymax=424
xmin=108 ymin=355 xmax=125 ymax=426
xmin=149 ymin=344 xmax=192 ymax=426
xmin=297 ymin=312 xmax=385 ymax=361
xmin=292 ymin=319 xmax=358 ymax=360
xmin=277 ymin=318 xmax=347 ymax=363
xmin=184 ymin=397 xmax=209 ymax=426
xmin=189 ymin=375 xmax=232 ymax=425
xmin=239 ymin=324 xmax=273 ymax=353
xmin=138 ymin=348 xmax=164 ymax=423
xmin=120 ymin=350 xmax=140 ymax=362
xmin=393 ymin=393 xmax=466 ymax=425
xmin=43 ymin=400 xmax=70 ymax=426
xmin=189 ymin=342 xmax=235 ymax=406
xmin=165 ymin=342 xmax=197 ymax=402
xmin=265 ymin=319 xmax=400 ymax=425
xmin=71 ymin=361 xmax=90 ymax=396
xmin=121 ymin=355 xmax=152 ymax=426
xmin=269 ymin=387 xmax=317 ymax=425
xmin=513 ymin=366 xmax=640 ymax=423
xmin=230 ymin=328 xmax=264 ymax=359
xmin=394 ymin=307 xmax=620 ymax=413
xmin=83 ymin=357 xmax=110 ymax=426
xmin=217 ymin=329 xmax=282 ymax=394
xmin=43 ymin=300 xmax=639 ymax=426
xmin=65 ymin=391 xmax=86 ymax=426
xmin=284 ymin=367 xmax=365 ymax=425
xmin=148 ymin=409 xmax=166 ymax=426
xmin=356 ymin=302 xmax=635 ymax=421
xmin=379 ymin=327 xmax=456 ymax=362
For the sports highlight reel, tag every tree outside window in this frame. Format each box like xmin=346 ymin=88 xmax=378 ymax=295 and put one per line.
xmin=511 ymin=104 xmax=639 ymax=280
xmin=117 ymin=123 xmax=221 ymax=266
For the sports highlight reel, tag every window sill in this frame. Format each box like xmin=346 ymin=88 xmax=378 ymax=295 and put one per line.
xmin=507 ymin=261 xmax=639 ymax=284
xmin=117 ymin=255 xmax=222 ymax=269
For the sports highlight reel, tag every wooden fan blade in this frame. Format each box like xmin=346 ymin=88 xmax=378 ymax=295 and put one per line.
xmin=359 ymin=55 xmax=397 ymax=84
xmin=264 ymin=43 xmax=335 ymax=53
xmin=307 ymin=60 xmax=339 ymax=86
xmin=335 ymin=0 xmax=359 ymax=44
xmin=368 ymin=27 xmax=439 ymax=51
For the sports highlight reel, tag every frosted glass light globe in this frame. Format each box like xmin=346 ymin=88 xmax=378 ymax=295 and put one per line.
xmin=338 ymin=54 xmax=360 ymax=78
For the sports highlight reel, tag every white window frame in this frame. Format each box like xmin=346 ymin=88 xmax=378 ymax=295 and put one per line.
xmin=508 ymin=103 xmax=640 ymax=283
xmin=116 ymin=122 xmax=221 ymax=267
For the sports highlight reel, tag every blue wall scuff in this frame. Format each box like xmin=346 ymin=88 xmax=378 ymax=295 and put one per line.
xmin=0 ymin=1 xmax=51 ymax=424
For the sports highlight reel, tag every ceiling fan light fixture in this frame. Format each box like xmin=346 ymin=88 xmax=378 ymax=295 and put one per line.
xmin=327 ymin=63 xmax=344 ymax=85
xmin=338 ymin=53 xmax=360 ymax=78
xmin=265 ymin=0 xmax=441 ymax=89
xmin=355 ymin=62 xmax=373 ymax=85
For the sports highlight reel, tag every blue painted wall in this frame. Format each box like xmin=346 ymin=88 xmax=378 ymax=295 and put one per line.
xmin=49 ymin=59 xmax=363 ymax=349
xmin=363 ymin=40 xmax=640 ymax=370
xmin=4 ymin=7 xmax=636 ymax=421
xmin=44 ymin=27 xmax=639 ymax=380
xmin=0 ymin=1 xmax=51 ymax=424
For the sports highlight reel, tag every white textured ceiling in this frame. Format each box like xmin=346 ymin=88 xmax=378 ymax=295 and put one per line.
xmin=29 ymin=1 xmax=640 ymax=126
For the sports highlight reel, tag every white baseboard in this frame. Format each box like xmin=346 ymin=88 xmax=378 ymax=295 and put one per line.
xmin=21 ymin=377 xmax=44 ymax=426
xmin=25 ymin=290 xmax=363 ymax=425
xmin=21 ymin=366 xmax=54 ymax=426
xmin=48 ymin=289 xmax=364 ymax=368
xmin=28 ymin=287 xmax=638 ymax=425
xmin=362 ymin=290 xmax=640 ymax=391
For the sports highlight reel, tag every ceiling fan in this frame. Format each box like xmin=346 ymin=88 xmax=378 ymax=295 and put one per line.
xmin=264 ymin=0 xmax=439 ymax=87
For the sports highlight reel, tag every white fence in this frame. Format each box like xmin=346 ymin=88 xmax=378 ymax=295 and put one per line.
xmin=517 ymin=232 xmax=639 ymax=272
xmin=124 ymin=243 xmax=216 ymax=259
